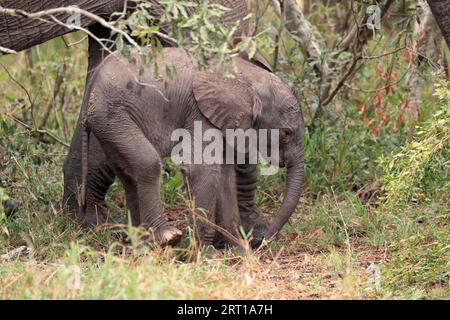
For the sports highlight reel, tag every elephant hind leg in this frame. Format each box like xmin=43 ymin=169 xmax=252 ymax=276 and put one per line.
xmin=89 ymin=111 xmax=182 ymax=246
xmin=63 ymin=125 xmax=117 ymax=227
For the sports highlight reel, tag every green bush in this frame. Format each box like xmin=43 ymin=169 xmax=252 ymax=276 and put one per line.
xmin=379 ymin=80 xmax=449 ymax=207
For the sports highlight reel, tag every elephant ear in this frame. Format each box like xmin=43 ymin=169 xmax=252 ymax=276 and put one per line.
xmin=251 ymin=52 xmax=273 ymax=73
xmin=193 ymin=70 xmax=261 ymax=133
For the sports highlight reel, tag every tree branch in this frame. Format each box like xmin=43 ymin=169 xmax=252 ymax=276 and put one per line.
xmin=0 ymin=45 xmax=16 ymax=54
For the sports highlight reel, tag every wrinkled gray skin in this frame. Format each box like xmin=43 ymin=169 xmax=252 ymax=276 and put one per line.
xmin=181 ymin=164 xmax=241 ymax=247
xmin=0 ymin=0 xmax=249 ymax=51
xmin=0 ymin=0 xmax=268 ymax=239
xmin=83 ymin=48 xmax=304 ymax=246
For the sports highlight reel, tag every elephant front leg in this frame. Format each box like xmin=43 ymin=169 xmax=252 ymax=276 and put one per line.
xmin=235 ymin=163 xmax=269 ymax=246
xmin=214 ymin=165 xmax=242 ymax=249
xmin=181 ymin=165 xmax=219 ymax=246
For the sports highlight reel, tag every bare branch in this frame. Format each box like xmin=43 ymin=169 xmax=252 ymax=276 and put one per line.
xmin=269 ymin=0 xmax=282 ymax=17
xmin=337 ymin=0 xmax=394 ymax=54
xmin=362 ymin=46 xmax=407 ymax=60
xmin=321 ymin=53 xmax=361 ymax=107
xmin=0 ymin=45 xmax=16 ymax=54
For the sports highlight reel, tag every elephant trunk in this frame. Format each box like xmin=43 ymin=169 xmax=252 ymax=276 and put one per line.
xmin=264 ymin=145 xmax=304 ymax=241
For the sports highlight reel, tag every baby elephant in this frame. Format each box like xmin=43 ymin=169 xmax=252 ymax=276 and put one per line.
xmin=82 ymin=47 xmax=304 ymax=247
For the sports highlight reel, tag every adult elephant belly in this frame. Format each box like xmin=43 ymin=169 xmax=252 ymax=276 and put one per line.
xmin=0 ymin=0 xmax=250 ymax=53
xmin=0 ymin=0 xmax=124 ymax=52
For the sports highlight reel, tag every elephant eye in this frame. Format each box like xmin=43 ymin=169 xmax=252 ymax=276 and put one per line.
xmin=280 ymin=128 xmax=293 ymax=143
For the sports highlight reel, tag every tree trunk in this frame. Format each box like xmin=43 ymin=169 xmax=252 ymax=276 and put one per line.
xmin=269 ymin=0 xmax=328 ymax=77
xmin=405 ymin=0 xmax=434 ymax=123
xmin=427 ymin=0 xmax=450 ymax=48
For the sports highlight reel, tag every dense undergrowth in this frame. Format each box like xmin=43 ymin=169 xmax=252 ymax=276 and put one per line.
xmin=0 ymin=1 xmax=449 ymax=299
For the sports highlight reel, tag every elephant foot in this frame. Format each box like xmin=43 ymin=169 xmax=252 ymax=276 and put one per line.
xmin=239 ymin=202 xmax=269 ymax=249
xmin=249 ymin=217 xmax=269 ymax=249
xmin=151 ymin=225 xmax=183 ymax=247
xmin=2 ymin=199 xmax=19 ymax=218
xmin=201 ymin=245 xmax=223 ymax=260
xmin=80 ymin=204 xmax=122 ymax=227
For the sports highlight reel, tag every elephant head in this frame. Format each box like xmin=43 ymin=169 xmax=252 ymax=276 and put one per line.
xmin=193 ymin=58 xmax=304 ymax=243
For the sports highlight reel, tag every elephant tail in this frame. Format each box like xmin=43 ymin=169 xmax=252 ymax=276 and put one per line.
xmin=79 ymin=78 xmax=96 ymax=217
xmin=80 ymin=115 xmax=90 ymax=216
xmin=78 ymin=50 xmax=110 ymax=217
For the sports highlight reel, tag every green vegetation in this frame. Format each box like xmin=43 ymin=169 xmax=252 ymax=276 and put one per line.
xmin=0 ymin=1 xmax=448 ymax=299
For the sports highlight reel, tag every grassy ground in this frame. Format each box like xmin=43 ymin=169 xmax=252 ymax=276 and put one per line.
xmin=0 ymin=31 xmax=449 ymax=299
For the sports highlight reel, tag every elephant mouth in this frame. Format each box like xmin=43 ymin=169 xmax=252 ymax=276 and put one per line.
xmin=279 ymin=148 xmax=286 ymax=168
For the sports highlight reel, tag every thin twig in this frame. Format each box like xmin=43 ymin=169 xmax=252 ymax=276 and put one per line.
xmin=0 ymin=62 xmax=34 ymax=113
xmin=362 ymin=46 xmax=407 ymax=60
xmin=7 ymin=114 xmax=69 ymax=147
xmin=321 ymin=53 xmax=362 ymax=107
xmin=273 ymin=0 xmax=286 ymax=69
xmin=40 ymin=63 xmax=66 ymax=129
xmin=61 ymin=35 xmax=88 ymax=47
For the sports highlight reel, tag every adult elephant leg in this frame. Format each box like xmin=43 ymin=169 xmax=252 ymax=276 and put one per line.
xmin=63 ymin=24 xmax=117 ymax=225
xmin=235 ymin=163 xmax=269 ymax=245
xmin=63 ymin=128 xmax=116 ymax=226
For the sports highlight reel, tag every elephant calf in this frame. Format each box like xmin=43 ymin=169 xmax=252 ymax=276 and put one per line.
xmin=79 ymin=47 xmax=304 ymax=247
